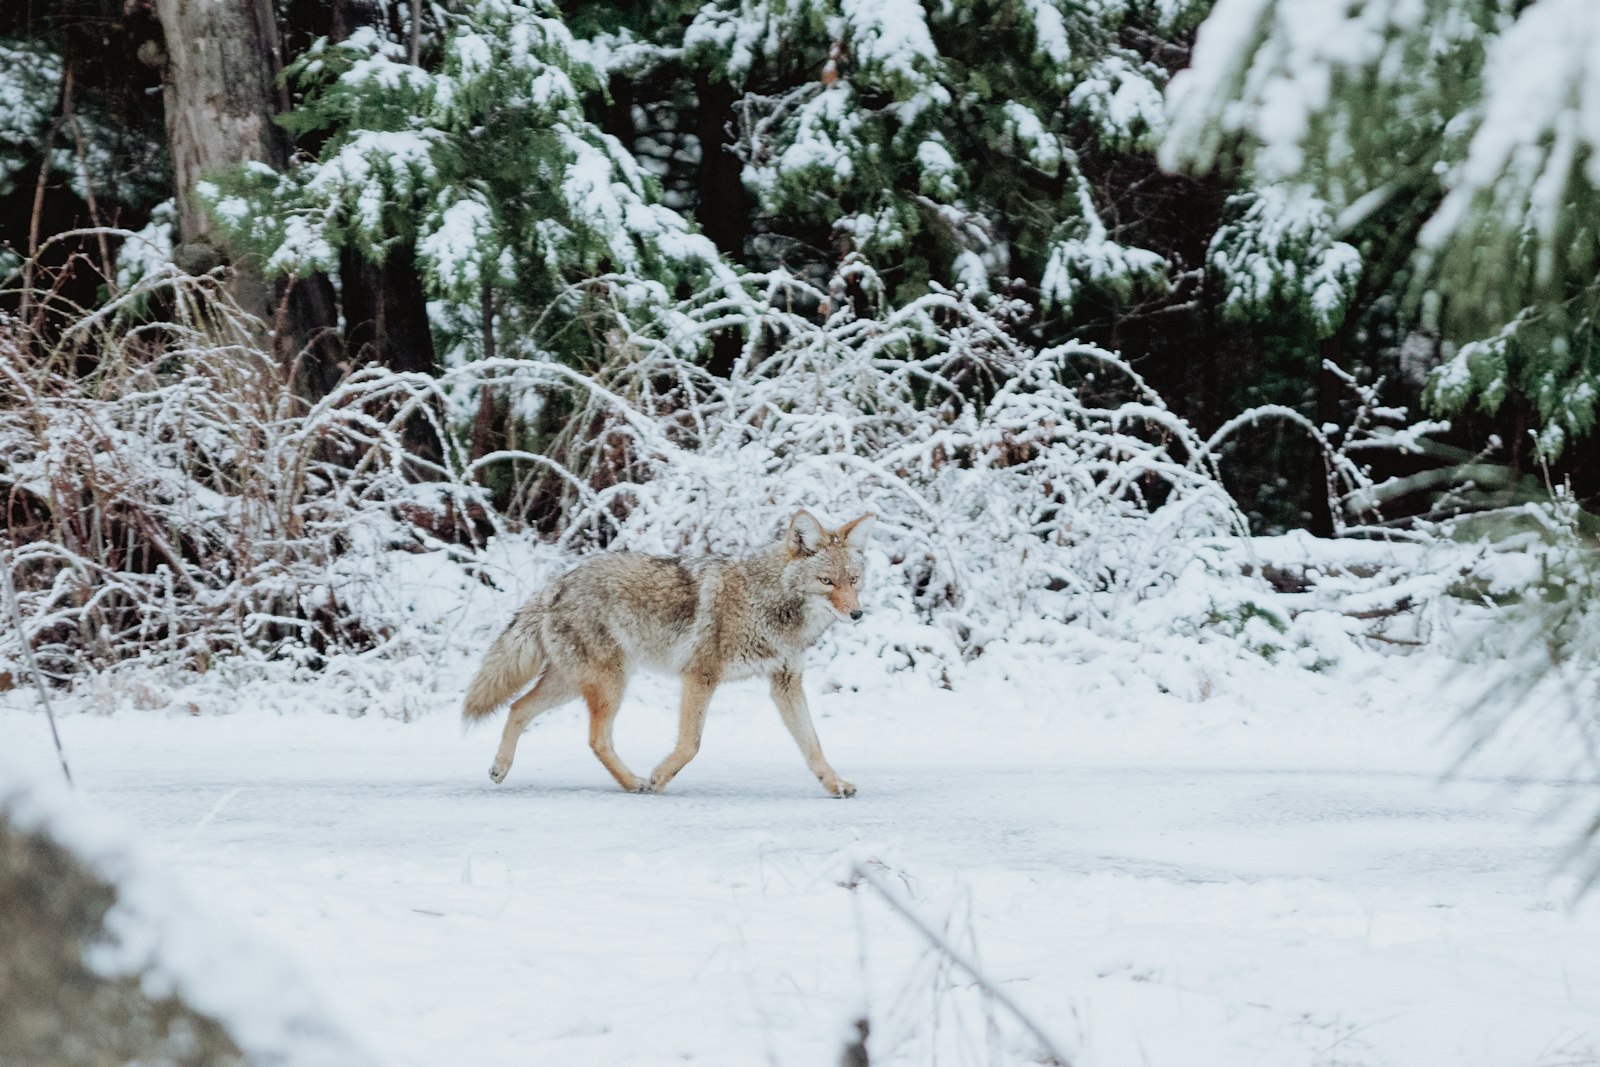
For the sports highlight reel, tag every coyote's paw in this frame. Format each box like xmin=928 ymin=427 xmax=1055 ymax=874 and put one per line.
xmin=642 ymin=773 xmax=669 ymax=794
xmin=488 ymin=763 xmax=508 ymax=784
xmin=822 ymin=775 xmax=856 ymax=798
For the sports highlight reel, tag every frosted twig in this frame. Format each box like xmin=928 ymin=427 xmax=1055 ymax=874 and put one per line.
xmin=1 ymin=549 xmax=72 ymax=788
xmin=849 ymin=862 xmax=1071 ymax=1066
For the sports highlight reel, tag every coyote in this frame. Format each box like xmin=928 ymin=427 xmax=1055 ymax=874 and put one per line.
xmin=462 ymin=509 xmax=876 ymax=797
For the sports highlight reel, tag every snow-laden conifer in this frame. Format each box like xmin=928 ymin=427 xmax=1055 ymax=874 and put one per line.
xmin=1165 ymin=0 xmax=1600 ymax=459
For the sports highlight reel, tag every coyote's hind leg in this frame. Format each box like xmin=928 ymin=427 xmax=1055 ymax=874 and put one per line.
xmin=582 ymin=668 xmax=645 ymax=792
xmin=490 ymin=671 xmax=575 ymax=784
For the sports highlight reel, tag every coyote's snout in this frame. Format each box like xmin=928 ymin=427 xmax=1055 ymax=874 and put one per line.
xmin=462 ymin=509 xmax=876 ymax=796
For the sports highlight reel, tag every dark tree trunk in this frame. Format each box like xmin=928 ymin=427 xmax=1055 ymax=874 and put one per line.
xmin=602 ymin=74 xmax=637 ymax=153
xmin=331 ymin=0 xmax=443 ymax=474
xmin=337 ymin=241 xmax=436 ymax=383
xmin=152 ymin=0 xmax=341 ymax=399
xmin=693 ymin=74 xmax=749 ymax=377
xmin=338 ymin=243 xmax=443 ymax=471
xmin=693 ymin=72 xmax=747 ymax=261
xmin=331 ymin=0 xmax=383 ymax=43
xmin=470 ymin=280 xmax=505 ymax=465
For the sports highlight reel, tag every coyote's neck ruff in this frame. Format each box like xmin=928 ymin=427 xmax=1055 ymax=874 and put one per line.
xmin=462 ymin=509 xmax=876 ymax=797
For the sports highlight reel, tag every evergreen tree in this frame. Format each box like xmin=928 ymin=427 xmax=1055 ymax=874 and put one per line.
xmin=1165 ymin=0 xmax=1600 ymax=465
xmin=672 ymin=0 xmax=1201 ymax=313
xmin=0 ymin=4 xmax=169 ymax=297
xmin=2 ymin=0 xmax=1403 ymax=529
xmin=209 ymin=0 xmax=732 ymax=366
xmin=186 ymin=0 xmax=1388 ymax=527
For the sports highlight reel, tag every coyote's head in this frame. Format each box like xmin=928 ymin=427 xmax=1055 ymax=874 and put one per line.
xmin=782 ymin=509 xmax=876 ymax=623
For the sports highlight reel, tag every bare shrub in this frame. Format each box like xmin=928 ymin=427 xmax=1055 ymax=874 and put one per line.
xmin=3 ymin=253 xmax=1408 ymax=686
xmin=471 ymin=264 xmax=1280 ymax=647
xmin=0 ymin=264 xmax=490 ymax=681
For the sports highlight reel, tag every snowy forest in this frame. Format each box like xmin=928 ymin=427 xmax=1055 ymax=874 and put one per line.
xmin=3 ymin=0 xmax=1600 ymax=1064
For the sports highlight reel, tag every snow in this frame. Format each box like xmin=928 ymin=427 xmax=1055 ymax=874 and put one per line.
xmin=1159 ymin=0 xmax=1275 ymax=173
xmin=1 ymin=750 xmax=373 ymax=1065
xmin=115 ymin=198 xmax=176 ymax=290
xmin=1419 ymin=0 xmax=1600 ymax=265
xmin=1020 ymin=0 xmax=1074 ymax=83
xmin=5 ymin=544 xmax=1599 ymax=1065
xmin=835 ymin=207 xmax=909 ymax=256
xmin=1069 ymin=56 xmax=1168 ymax=151
xmin=684 ymin=1 xmax=795 ymax=85
xmin=1165 ymin=0 xmax=1600 ymax=288
xmin=0 ymin=37 xmax=61 ymax=195
xmin=569 ymin=30 xmax=665 ymax=80
xmin=1160 ymin=0 xmax=1442 ymax=178
xmin=452 ymin=31 xmax=495 ymax=79
xmin=1042 ymin=231 xmax=1169 ymax=313
xmin=1307 ymin=239 xmax=1361 ymax=324
xmin=1207 ymin=186 xmax=1361 ymax=334
xmin=265 ymin=129 xmax=442 ymax=275
xmin=1002 ymin=101 xmax=1062 ymax=175
xmin=419 ymin=194 xmax=497 ymax=292
xmin=952 ymin=249 xmax=989 ymax=293
xmin=842 ymin=0 xmax=939 ymax=93
xmin=338 ymin=29 xmax=432 ymax=94
xmin=769 ymin=84 xmax=861 ymax=188
xmin=557 ymin=128 xmax=642 ymax=270
xmin=915 ymin=138 xmax=959 ymax=198
xmin=307 ymin=130 xmax=439 ymax=229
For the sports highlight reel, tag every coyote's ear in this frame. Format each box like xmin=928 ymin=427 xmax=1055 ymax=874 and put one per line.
xmin=786 ymin=509 xmax=825 ymax=556
xmin=840 ymin=512 xmax=876 ymax=547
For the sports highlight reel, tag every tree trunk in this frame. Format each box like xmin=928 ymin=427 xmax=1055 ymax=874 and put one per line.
xmin=469 ymin=279 xmax=505 ymax=465
xmin=152 ymin=0 xmax=340 ymax=398
xmin=153 ymin=0 xmax=281 ymax=315
xmin=338 ymin=243 xmax=443 ymax=472
xmin=332 ymin=0 xmax=443 ymax=476
xmin=693 ymin=71 xmax=747 ymax=261
xmin=692 ymin=73 xmax=748 ymax=376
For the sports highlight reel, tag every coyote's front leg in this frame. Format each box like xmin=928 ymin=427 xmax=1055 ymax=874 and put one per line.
xmin=769 ymin=667 xmax=854 ymax=797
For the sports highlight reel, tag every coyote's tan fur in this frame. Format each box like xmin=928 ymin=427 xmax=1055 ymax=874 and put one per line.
xmin=463 ymin=509 xmax=875 ymax=796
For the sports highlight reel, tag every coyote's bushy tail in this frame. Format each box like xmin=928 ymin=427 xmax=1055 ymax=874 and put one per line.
xmin=462 ymin=620 xmax=544 ymax=722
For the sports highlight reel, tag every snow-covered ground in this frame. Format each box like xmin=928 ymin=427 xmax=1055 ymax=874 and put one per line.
xmin=4 ymin=640 xmax=1597 ymax=1066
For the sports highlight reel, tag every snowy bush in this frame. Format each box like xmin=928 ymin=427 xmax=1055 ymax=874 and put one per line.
xmin=0 ymin=267 xmax=492 ymax=682
xmin=0 ymin=258 xmax=1233 ymax=684
xmin=460 ymin=262 xmax=1253 ymax=658
xmin=2 ymin=244 xmax=1432 ymax=694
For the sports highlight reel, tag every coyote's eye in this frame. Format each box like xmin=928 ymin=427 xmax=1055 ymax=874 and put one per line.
xmin=820 ymin=577 xmax=834 ymax=586
xmin=849 ymin=575 xmax=859 ymax=585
